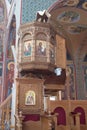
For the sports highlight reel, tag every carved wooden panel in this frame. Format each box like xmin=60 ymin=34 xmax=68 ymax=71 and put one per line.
xmin=56 ymin=35 xmax=66 ymax=68
xmin=18 ymin=22 xmax=57 ymax=73
xmin=16 ymin=78 xmax=44 ymax=114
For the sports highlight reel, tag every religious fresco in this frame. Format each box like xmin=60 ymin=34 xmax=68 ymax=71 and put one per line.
xmin=0 ymin=2 xmax=4 ymax=22
xmin=24 ymin=41 xmax=32 ymax=57
xmin=84 ymin=67 xmax=87 ymax=95
xmin=0 ymin=63 xmax=2 ymax=76
xmin=57 ymin=11 xmax=80 ymax=23
xmin=6 ymin=61 xmax=14 ymax=96
xmin=6 ymin=15 xmax=16 ymax=97
xmin=52 ymin=0 xmax=87 ymax=11
xmin=7 ymin=15 xmax=16 ymax=58
xmin=0 ymin=29 xmax=3 ymax=61
xmin=0 ymin=63 xmax=2 ymax=100
xmin=65 ymin=65 xmax=75 ymax=99
xmin=35 ymin=40 xmax=46 ymax=56
xmin=68 ymin=25 xmax=87 ymax=34
xmin=0 ymin=37 xmax=3 ymax=60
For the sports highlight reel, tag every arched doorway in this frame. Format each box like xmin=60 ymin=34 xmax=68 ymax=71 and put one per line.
xmin=54 ymin=107 xmax=66 ymax=125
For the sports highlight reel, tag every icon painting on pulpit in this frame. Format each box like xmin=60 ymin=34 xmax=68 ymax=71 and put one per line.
xmin=25 ymin=90 xmax=35 ymax=105
xmin=36 ymin=40 xmax=46 ymax=56
xmin=24 ymin=41 xmax=32 ymax=56
xmin=50 ymin=48 xmax=55 ymax=61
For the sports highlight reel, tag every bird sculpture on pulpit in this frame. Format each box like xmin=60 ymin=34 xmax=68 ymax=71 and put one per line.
xmin=36 ymin=10 xmax=51 ymax=23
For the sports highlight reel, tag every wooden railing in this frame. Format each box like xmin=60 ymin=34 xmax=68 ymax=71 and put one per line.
xmin=0 ymin=94 xmax=15 ymax=130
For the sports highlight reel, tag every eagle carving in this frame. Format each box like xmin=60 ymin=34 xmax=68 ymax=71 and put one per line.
xmin=36 ymin=10 xmax=51 ymax=23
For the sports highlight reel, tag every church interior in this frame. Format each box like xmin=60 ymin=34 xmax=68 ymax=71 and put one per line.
xmin=0 ymin=0 xmax=87 ymax=130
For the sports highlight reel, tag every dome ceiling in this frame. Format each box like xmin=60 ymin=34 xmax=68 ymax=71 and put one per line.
xmin=49 ymin=0 xmax=87 ymax=58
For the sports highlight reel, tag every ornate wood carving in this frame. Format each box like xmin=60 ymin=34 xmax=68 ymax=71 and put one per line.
xmin=56 ymin=34 xmax=66 ymax=68
xmin=18 ymin=22 xmax=57 ymax=74
xmin=16 ymin=78 xmax=44 ymax=114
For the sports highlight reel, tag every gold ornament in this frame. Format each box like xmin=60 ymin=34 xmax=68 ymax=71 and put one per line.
xmin=82 ymin=2 xmax=87 ymax=10
xmin=67 ymin=0 xmax=79 ymax=6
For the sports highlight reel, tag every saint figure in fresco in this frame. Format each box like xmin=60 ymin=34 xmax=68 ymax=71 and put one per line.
xmin=7 ymin=62 xmax=14 ymax=96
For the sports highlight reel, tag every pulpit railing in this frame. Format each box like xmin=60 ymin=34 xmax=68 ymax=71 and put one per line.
xmin=0 ymin=94 xmax=15 ymax=130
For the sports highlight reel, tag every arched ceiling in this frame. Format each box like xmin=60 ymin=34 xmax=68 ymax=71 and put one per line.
xmin=49 ymin=0 xmax=87 ymax=59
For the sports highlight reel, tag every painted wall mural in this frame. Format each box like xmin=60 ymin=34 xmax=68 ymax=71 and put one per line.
xmin=51 ymin=0 xmax=87 ymax=11
xmin=6 ymin=15 xmax=16 ymax=97
xmin=65 ymin=65 xmax=75 ymax=99
xmin=7 ymin=15 xmax=16 ymax=58
xmin=0 ymin=2 xmax=4 ymax=22
xmin=84 ymin=66 xmax=87 ymax=96
xmin=0 ymin=63 xmax=2 ymax=76
xmin=68 ymin=25 xmax=87 ymax=34
xmin=0 ymin=37 xmax=3 ymax=60
xmin=7 ymin=61 xmax=14 ymax=96
xmin=57 ymin=11 xmax=80 ymax=23
xmin=0 ymin=29 xmax=3 ymax=61
xmin=0 ymin=63 xmax=2 ymax=101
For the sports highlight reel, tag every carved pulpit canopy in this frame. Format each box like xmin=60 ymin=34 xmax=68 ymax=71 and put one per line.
xmin=18 ymin=21 xmax=57 ymax=74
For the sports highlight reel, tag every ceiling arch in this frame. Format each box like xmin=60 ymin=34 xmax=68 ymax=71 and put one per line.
xmin=48 ymin=0 xmax=87 ymax=60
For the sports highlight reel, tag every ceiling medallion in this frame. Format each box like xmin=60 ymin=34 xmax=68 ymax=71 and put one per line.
xmin=57 ymin=11 xmax=80 ymax=23
xmin=66 ymin=0 xmax=79 ymax=6
xmin=82 ymin=2 xmax=87 ymax=10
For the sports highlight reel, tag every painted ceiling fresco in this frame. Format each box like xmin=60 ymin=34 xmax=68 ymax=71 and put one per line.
xmin=57 ymin=11 xmax=80 ymax=23
xmin=67 ymin=25 xmax=87 ymax=34
xmin=52 ymin=0 xmax=87 ymax=11
xmin=50 ymin=0 xmax=87 ymax=35
xmin=49 ymin=0 xmax=87 ymax=59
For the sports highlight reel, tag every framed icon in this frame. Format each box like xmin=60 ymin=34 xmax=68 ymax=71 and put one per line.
xmin=24 ymin=41 xmax=32 ymax=57
xmin=25 ymin=90 xmax=35 ymax=105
